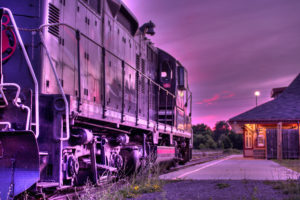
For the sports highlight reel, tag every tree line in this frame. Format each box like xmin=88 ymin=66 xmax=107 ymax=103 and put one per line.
xmin=193 ymin=121 xmax=243 ymax=150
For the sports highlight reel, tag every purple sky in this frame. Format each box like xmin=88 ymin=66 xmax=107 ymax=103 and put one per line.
xmin=123 ymin=0 xmax=300 ymax=128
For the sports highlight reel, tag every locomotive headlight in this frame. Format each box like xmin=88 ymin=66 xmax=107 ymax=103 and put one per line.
xmin=178 ymin=91 xmax=184 ymax=97
xmin=161 ymin=71 xmax=167 ymax=78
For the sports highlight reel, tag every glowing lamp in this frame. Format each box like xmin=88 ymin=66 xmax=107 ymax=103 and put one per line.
xmin=178 ymin=91 xmax=184 ymax=97
xmin=254 ymin=91 xmax=260 ymax=106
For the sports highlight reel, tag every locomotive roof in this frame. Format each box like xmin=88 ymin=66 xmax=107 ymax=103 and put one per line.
xmin=119 ymin=0 xmax=139 ymax=27
xmin=158 ymin=48 xmax=184 ymax=67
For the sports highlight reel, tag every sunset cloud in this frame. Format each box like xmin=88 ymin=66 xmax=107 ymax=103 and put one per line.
xmin=197 ymin=91 xmax=235 ymax=105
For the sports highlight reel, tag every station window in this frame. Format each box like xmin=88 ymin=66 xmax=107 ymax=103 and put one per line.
xmin=257 ymin=135 xmax=265 ymax=147
xmin=245 ymin=131 xmax=252 ymax=148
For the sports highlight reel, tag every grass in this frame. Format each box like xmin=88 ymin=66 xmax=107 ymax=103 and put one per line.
xmin=222 ymin=148 xmax=242 ymax=155
xmin=78 ymin=163 xmax=165 ymax=200
xmin=274 ymin=159 xmax=300 ymax=173
xmin=263 ymin=180 xmax=300 ymax=200
xmin=216 ymin=182 xmax=230 ymax=189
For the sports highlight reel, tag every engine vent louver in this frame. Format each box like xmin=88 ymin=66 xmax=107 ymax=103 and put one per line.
xmin=48 ymin=3 xmax=60 ymax=38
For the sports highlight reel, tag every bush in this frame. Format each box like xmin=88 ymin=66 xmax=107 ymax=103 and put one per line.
xmin=218 ymin=135 xmax=233 ymax=149
xmin=199 ymin=143 xmax=206 ymax=150
xmin=193 ymin=134 xmax=217 ymax=149
xmin=228 ymin=132 xmax=243 ymax=150
xmin=192 ymin=122 xmax=242 ymax=150
xmin=205 ymin=135 xmax=217 ymax=149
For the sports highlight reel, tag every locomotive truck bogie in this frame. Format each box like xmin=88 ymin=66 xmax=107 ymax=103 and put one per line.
xmin=0 ymin=0 xmax=192 ymax=198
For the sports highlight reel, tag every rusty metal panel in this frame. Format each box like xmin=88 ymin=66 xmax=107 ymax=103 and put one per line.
xmin=105 ymin=53 xmax=122 ymax=112
xmin=42 ymin=2 xmax=62 ymax=94
xmin=87 ymin=10 xmax=101 ymax=44
xmin=62 ymin=0 xmax=76 ymax=27
xmin=79 ymin=37 xmax=89 ymax=101
xmin=104 ymin=15 xmax=114 ymax=51
xmin=87 ymin=42 xmax=101 ymax=104
xmin=124 ymin=63 xmax=136 ymax=116
xmin=61 ymin=28 xmax=76 ymax=96
xmin=76 ymin=2 xmax=88 ymax=36
xmin=138 ymin=58 xmax=147 ymax=119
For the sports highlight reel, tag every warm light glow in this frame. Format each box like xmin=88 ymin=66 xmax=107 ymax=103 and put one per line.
xmin=161 ymin=71 xmax=167 ymax=78
xmin=254 ymin=91 xmax=260 ymax=96
xmin=178 ymin=90 xmax=184 ymax=97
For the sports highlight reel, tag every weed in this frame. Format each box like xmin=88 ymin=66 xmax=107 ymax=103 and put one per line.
xmin=263 ymin=180 xmax=300 ymax=200
xmin=77 ymin=161 xmax=165 ymax=200
xmin=251 ymin=186 xmax=258 ymax=200
xmin=216 ymin=183 xmax=230 ymax=189
xmin=223 ymin=148 xmax=242 ymax=155
xmin=118 ymin=164 xmax=164 ymax=198
xmin=274 ymin=159 xmax=300 ymax=173
xmin=262 ymin=180 xmax=273 ymax=185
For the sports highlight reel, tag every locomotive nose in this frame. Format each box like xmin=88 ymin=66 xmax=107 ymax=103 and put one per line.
xmin=0 ymin=131 xmax=39 ymax=199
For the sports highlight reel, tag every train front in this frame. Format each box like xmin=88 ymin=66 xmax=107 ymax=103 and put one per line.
xmin=0 ymin=4 xmax=41 ymax=198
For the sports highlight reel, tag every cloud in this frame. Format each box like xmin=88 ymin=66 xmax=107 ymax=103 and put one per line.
xmin=193 ymin=115 xmax=217 ymax=128
xmin=197 ymin=91 xmax=235 ymax=105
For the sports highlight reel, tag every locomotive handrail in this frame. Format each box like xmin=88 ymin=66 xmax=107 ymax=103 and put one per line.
xmin=38 ymin=23 xmax=176 ymax=99
xmin=0 ymin=83 xmax=31 ymax=130
xmin=0 ymin=121 xmax=11 ymax=129
xmin=2 ymin=8 xmax=39 ymax=138
xmin=38 ymin=30 xmax=70 ymax=141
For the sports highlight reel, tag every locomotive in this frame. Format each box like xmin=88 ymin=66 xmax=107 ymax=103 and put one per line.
xmin=0 ymin=0 xmax=192 ymax=198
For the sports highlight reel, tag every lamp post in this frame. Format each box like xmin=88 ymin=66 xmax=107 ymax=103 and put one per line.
xmin=254 ymin=91 xmax=260 ymax=107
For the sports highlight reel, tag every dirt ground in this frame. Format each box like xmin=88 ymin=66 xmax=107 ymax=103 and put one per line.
xmin=131 ymin=180 xmax=287 ymax=200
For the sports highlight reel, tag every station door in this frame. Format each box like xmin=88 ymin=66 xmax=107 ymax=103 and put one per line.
xmin=266 ymin=129 xmax=277 ymax=159
xmin=282 ymin=129 xmax=299 ymax=159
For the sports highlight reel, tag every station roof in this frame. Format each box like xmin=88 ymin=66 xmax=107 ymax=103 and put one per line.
xmin=229 ymin=73 xmax=300 ymax=124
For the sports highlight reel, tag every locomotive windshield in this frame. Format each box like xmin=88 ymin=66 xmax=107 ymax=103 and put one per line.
xmin=161 ymin=60 xmax=172 ymax=87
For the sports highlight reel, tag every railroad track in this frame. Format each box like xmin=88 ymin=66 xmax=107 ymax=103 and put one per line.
xmin=20 ymin=152 xmax=225 ymax=200
xmin=167 ymin=151 xmax=225 ymax=173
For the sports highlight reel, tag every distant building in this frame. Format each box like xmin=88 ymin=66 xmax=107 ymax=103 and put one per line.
xmin=229 ymin=74 xmax=300 ymax=159
xmin=271 ymin=87 xmax=287 ymax=99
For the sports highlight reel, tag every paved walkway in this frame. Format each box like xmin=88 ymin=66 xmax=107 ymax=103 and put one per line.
xmin=160 ymin=155 xmax=300 ymax=180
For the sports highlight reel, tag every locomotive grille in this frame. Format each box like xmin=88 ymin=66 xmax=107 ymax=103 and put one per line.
xmin=48 ymin=3 xmax=60 ymax=38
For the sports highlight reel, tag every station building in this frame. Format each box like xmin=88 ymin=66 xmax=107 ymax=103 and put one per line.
xmin=229 ymin=74 xmax=300 ymax=159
